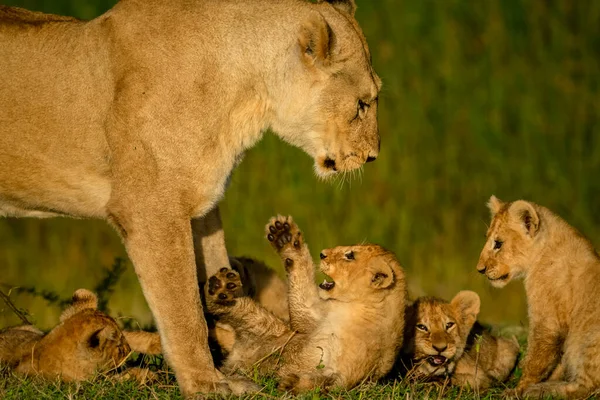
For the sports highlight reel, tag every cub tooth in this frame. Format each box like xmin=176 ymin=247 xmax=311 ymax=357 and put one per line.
xmin=322 ymin=279 xmax=327 ymax=284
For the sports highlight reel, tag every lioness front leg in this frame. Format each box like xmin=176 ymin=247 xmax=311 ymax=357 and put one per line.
xmin=191 ymin=206 xmax=231 ymax=283
xmin=110 ymin=206 xmax=231 ymax=397
xmin=266 ymin=216 xmax=322 ymax=333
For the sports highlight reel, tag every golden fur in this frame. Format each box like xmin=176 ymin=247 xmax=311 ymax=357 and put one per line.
xmin=0 ymin=0 xmax=380 ymax=395
xmin=0 ymin=289 xmax=130 ymax=381
xmin=402 ymin=291 xmax=519 ymax=390
xmin=477 ymin=196 xmax=600 ymax=398
xmin=202 ymin=216 xmax=406 ymax=393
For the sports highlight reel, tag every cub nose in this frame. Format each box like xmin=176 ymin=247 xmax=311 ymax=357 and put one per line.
xmin=320 ymin=252 xmax=327 ymax=259
xmin=477 ymin=265 xmax=487 ymax=274
xmin=433 ymin=343 xmax=448 ymax=352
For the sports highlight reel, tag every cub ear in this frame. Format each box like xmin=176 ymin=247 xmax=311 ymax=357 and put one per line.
xmin=88 ymin=325 xmax=119 ymax=350
xmin=450 ymin=291 xmax=480 ymax=329
xmin=487 ymin=195 xmax=505 ymax=216
xmin=60 ymin=288 xmax=98 ymax=322
xmin=298 ymin=13 xmax=333 ymax=68
xmin=369 ymin=258 xmax=394 ymax=289
xmin=509 ymin=200 xmax=540 ymax=237
xmin=321 ymin=0 xmax=356 ymax=16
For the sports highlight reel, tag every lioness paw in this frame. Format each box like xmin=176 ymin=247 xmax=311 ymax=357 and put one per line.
xmin=205 ymin=267 xmax=244 ymax=309
xmin=266 ymin=215 xmax=304 ymax=264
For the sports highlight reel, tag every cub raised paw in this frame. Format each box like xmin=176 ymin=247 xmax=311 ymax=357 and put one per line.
xmin=205 ymin=267 xmax=244 ymax=312
xmin=265 ymin=215 xmax=304 ymax=268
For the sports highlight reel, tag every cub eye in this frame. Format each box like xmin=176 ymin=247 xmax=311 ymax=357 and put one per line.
xmin=357 ymin=99 xmax=369 ymax=119
xmin=344 ymin=251 xmax=355 ymax=260
xmin=493 ymin=240 xmax=503 ymax=250
xmin=446 ymin=322 xmax=455 ymax=330
xmin=416 ymin=324 xmax=428 ymax=332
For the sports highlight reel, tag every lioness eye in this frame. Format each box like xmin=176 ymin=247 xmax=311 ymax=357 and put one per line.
xmin=357 ymin=99 xmax=369 ymax=119
xmin=493 ymin=240 xmax=503 ymax=250
xmin=416 ymin=324 xmax=428 ymax=332
xmin=446 ymin=322 xmax=455 ymax=330
xmin=345 ymin=251 xmax=355 ymax=260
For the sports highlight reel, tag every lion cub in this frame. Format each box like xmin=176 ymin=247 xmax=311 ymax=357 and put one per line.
xmin=0 ymin=289 xmax=130 ymax=381
xmin=478 ymin=196 xmax=600 ymax=398
xmin=204 ymin=216 xmax=407 ymax=393
xmin=402 ymin=291 xmax=519 ymax=390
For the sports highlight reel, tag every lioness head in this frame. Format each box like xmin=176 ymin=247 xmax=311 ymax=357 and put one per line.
xmin=272 ymin=0 xmax=381 ymax=178
xmin=317 ymin=244 xmax=404 ymax=302
xmin=405 ymin=291 xmax=480 ymax=378
xmin=477 ymin=196 xmax=542 ymax=288
xmin=36 ymin=289 xmax=131 ymax=380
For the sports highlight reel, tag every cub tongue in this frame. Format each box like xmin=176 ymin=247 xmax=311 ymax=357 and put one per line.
xmin=319 ymin=280 xmax=335 ymax=291
xmin=430 ymin=355 xmax=446 ymax=365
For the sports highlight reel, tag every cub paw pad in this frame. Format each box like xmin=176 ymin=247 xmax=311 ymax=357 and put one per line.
xmin=207 ymin=267 xmax=243 ymax=305
xmin=266 ymin=216 xmax=303 ymax=252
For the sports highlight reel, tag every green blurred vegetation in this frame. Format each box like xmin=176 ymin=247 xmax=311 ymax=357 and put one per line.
xmin=1 ymin=0 xmax=599 ymax=329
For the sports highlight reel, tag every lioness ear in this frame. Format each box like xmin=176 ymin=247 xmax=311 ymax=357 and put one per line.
xmin=450 ymin=291 xmax=480 ymax=329
xmin=298 ymin=13 xmax=333 ymax=68
xmin=509 ymin=200 xmax=540 ymax=237
xmin=60 ymin=288 xmax=98 ymax=322
xmin=487 ymin=195 xmax=505 ymax=216
xmin=369 ymin=258 xmax=394 ymax=289
xmin=321 ymin=0 xmax=356 ymax=16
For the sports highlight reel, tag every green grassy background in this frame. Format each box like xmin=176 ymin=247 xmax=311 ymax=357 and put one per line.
xmin=1 ymin=0 xmax=599 ymax=332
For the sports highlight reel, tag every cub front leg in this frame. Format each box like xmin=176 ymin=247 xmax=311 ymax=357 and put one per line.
xmin=514 ymin=321 xmax=562 ymax=395
xmin=205 ymin=267 xmax=290 ymax=340
xmin=266 ymin=216 xmax=322 ymax=333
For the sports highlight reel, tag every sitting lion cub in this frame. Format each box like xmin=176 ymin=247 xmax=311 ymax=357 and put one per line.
xmin=402 ymin=291 xmax=519 ymax=390
xmin=204 ymin=216 xmax=407 ymax=393
xmin=477 ymin=196 xmax=600 ymax=398
xmin=0 ymin=289 xmax=130 ymax=381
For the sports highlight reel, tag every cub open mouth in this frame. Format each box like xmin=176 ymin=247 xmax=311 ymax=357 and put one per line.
xmin=319 ymin=278 xmax=335 ymax=291
xmin=427 ymin=355 xmax=447 ymax=366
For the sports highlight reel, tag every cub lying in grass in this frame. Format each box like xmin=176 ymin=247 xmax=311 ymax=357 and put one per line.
xmin=478 ymin=196 xmax=600 ymax=398
xmin=204 ymin=216 xmax=407 ymax=393
xmin=0 ymin=289 xmax=131 ymax=381
xmin=401 ymin=291 xmax=519 ymax=390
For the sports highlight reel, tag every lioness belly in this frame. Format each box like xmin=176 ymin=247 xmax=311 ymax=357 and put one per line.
xmin=0 ymin=14 xmax=113 ymax=218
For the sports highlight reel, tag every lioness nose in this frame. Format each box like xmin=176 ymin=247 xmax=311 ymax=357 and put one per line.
xmin=477 ymin=265 xmax=487 ymax=274
xmin=366 ymin=155 xmax=377 ymax=163
xmin=433 ymin=343 xmax=448 ymax=352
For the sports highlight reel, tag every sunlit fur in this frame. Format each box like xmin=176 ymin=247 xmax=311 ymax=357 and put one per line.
xmin=477 ymin=196 xmax=600 ymax=398
xmin=402 ymin=291 xmax=519 ymax=390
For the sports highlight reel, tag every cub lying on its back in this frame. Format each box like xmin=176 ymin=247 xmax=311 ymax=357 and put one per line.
xmin=204 ymin=216 xmax=407 ymax=393
xmin=401 ymin=291 xmax=519 ymax=390
xmin=477 ymin=196 xmax=600 ymax=398
xmin=0 ymin=289 xmax=130 ymax=381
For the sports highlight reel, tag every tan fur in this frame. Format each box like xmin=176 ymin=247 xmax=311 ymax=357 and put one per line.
xmin=0 ymin=0 xmax=379 ymax=395
xmin=0 ymin=289 xmax=130 ymax=381
xmin=477 ymin=196 xmax=600 ymax=398
xmin=201 ymin=216 xmax=406 ymax=393
xmin=402 ymin=291 xmax=519 ymax=390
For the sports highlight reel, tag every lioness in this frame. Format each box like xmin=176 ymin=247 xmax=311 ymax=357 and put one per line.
xmin=200 ymin=216 xmax=406 ymax=392
xmin=0 ymin=0 xmax=380 ymax=395
xmin=477 ymin=196 xmax=600 ymax=398
xmin=0 ymin=289 xmax=131 ymax=381
xmin=401 ymin=291 xmax=519 ymax=390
